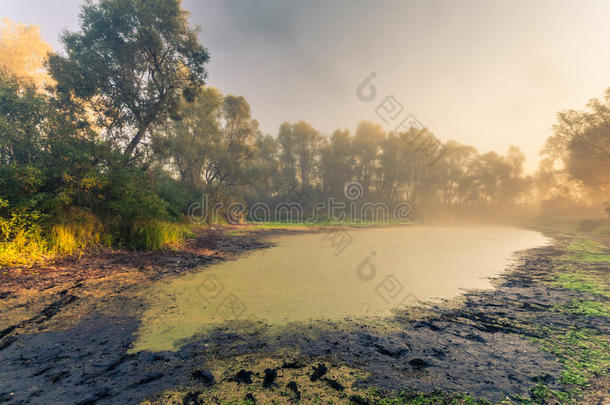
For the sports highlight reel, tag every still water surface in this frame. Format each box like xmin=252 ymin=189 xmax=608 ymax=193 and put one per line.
xmin=132 ymin=226 xmax=548 ymax=352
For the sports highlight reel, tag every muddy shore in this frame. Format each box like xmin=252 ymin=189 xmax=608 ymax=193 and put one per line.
xmin=0 ymin=226 xmax=608 ymax=404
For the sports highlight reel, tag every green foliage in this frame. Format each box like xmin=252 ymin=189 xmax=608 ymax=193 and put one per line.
xmin=49 ymin=0 xmax=210 ymax=158
xmin=1 ymin=0 xmax=607 ymax=268
xmin=543 ymin=89 xmax=610 ymax=201
xmin=129 ymin=221 xmax=193 ymax=250
xmin=0 ymin=73 xmax=46 ymax=165
xmin=0 ymin=201 xmax=51 ymax=266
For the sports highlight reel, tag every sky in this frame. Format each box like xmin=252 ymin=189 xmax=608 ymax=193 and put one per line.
xmin=3 ymin=0 xmax=610 ymax=172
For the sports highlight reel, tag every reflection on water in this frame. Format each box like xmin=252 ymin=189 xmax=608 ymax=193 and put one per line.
xmin=131 ymin=226 xmax=548 ymax=352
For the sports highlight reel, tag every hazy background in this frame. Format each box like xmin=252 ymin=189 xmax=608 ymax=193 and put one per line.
xmin=4 ymin=0 xmax=610 ymax=171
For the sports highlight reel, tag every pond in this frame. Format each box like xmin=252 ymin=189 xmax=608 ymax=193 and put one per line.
xmin=131 ymin=226 xmax=549 ymax=352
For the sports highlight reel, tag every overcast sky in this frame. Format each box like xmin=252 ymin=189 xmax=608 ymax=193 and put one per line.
xmin=3 ymin=0 xmax=610 ymax=171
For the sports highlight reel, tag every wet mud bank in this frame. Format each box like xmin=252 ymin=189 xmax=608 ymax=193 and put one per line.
xmin=0 ymin=228 xmax=608 ymax=404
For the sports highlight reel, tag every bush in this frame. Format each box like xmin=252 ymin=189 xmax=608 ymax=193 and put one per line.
xmin=0 ymin=204 xmax=52 ymax=266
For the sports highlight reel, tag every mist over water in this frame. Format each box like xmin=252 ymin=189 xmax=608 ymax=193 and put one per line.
xmin=133 ymin=226 xmax=549 ymax=352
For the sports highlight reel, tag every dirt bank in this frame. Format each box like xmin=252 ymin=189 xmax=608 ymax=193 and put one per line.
xmin=0 ymin=227 xmax=608 ymax=404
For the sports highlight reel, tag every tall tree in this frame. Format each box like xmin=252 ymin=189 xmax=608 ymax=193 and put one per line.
xmin=209 ymin=95 xmax=259 ymax=188
xmin=292 ymin=121 xmax=323 ymax=189
xmin=353 ymin=121 xmax=385 ymax=196
xmin=0 ymin=73 xmax=46 ymax=165
xmin=152 ymin=87 xmax=223 ymax=191
xmin=48 ymin=0 xmax=209 ymax=159
xmin=321 ymin=129 xmax=353 ymax=197
xmin=277 ymin=122 xmax=297 ymax=190
xmin=544 ymin=89 xmax=610 ymax=200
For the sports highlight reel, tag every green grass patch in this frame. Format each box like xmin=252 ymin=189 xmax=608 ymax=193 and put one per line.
xmin=553 ymin=271 xmax=610 ymax=298
xmin=554 ymin=300 xmax=610 ymax=317
xmin=363 ymin=390 xmax=491 ymax=405
xmin=563 ymin=239 xmax=609 ymax=263
xmin=525 ymin=235 xmax=610 ymax=403
xmin=129 ymin=221 xmax=194 ymax=250
xmin=538 ymin=328 xmax=610 ymax=387
xmin=523 ymin=328 xmax=610 ymax=404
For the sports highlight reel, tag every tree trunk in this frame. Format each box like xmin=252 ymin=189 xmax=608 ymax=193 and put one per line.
xmin=123 ymin=99 xmax=165 ymax=158
xmin=123 ymin=123 xmax=150 ymax=158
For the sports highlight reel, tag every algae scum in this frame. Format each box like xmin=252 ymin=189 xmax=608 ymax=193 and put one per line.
xmin=131 ymin=226 xmax=548 ymax=352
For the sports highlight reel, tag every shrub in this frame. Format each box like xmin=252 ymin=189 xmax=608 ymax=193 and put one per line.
xmin=0 ymin=204 xmax=52 ymax=266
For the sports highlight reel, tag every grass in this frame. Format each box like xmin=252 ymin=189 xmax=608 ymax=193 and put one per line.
xmin=0 ymin=210 xmax=196 ymax=266
xmin=536 ymin=328 xmax=610 ymax=388
xmin=372 ymin=391 xmax=491 ymax=404
xmin=129 ymin=221 xmax=194 ymax=250
xmin=519 ymin=327 xmax=610 ymax=404
xmin=0 ymin=227 xmax=51 ymax=267
xmin=224 ymin=220 xmax=406 ymax=236
xmin=0 ymin=209 xmax=52 ymax=267
xmin=521 ymin=235 xmax=610 ymax=404
xmin=50 ymin=212 xmax=110 ymax=255
xmin=553 ymin=271 xmax=610 ymax=298
xmin=555 ymin=299 xmax=610 ymax=317
xmin=248 ymin=220 xmax=400 ymax=228
xmin=563 ymin=239 xmax=609 ymax=263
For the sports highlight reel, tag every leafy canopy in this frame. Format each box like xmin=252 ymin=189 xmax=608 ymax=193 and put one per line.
xmin=49 ymin=0 xmax=210 ymax=158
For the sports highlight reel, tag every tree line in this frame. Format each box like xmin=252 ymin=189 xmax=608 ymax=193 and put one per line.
xmin=0 ymin=0 xmax=608 ymax=264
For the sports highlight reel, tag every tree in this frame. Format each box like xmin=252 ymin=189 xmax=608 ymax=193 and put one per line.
xmin=0 ymin=19 xmax=54 ymax=89
xmin=152 ymin=87 xmax=223 ymax=191
xmin=248 ymin=133 xmax=280 ymax=199
xmin=353 ymin=121 xmax=385 ymax=196
xmin=321 ymin=129 xmax=353 ymax=197
xmin=378 ymin=132 xmax=405 ymax=201
xmin=292 ymin=121 xmax=323 ymax=189
xmin=278 ymin=122 xmax=298 ymax=191
xmin=433 ymin=140 xmax=477 ymax=206
xmin=0 ymin=72 xmax=46 ymax=165
xmin=544 ymin=89 xmax=610 ymax=200
xmin=209 ymin=95 xmax=259 ymax=189
xmin=48 ymin=0 xmax=210 ymax=159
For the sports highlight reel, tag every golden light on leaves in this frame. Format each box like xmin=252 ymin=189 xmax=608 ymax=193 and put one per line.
xmin=0 ymin=18 xmax=55 ymax=89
